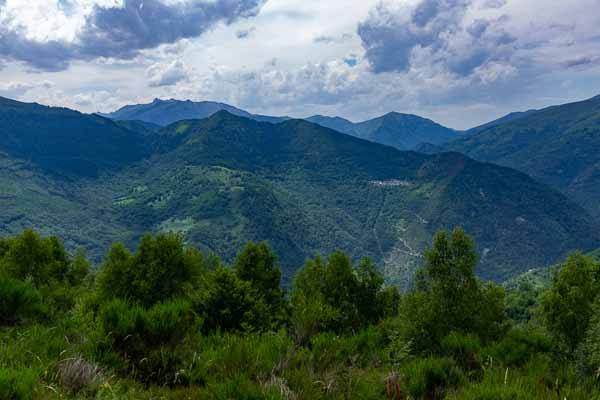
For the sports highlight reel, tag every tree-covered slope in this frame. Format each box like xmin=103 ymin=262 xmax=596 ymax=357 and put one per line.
xmin=441 ymin=95 xmax=600 ymax=217
xmin=0 ymin=97 xmax=147 ymax=176
xmin=466 ymin=109 xmax=537 ymax=135
xmin=100 ymin=112 xmax=600 ymax=285
xmin=0 ymin=99 xmax=598 ymax=286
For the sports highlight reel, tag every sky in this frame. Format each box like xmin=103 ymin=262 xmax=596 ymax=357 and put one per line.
xmin=1 ymin=0 xmax=600 ymax=129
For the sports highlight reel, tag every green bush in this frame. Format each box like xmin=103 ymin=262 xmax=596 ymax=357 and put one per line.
xmin=541 ymin=253 xmax=600 ymax=352
xmin=197 ymin=266 xmax=269 ymax=333
xmin=192 ymin=332 xmax=292 ymax=384
xmin=0 ymin=367 xmax=37 ymax=400
xmin=578 ymin=301 xmax=600 ymax=375
xmin=290 ymin=252 xmax=399 ymax=336
xmin=0 ymin=229 xmax=77 ymax=287
xmin=0 ymin=275 xmax=45 ymax=325
xmin=451 ymin=381 xmax=528 ymax=400
xmin=309 ymin=327 xmax=385 ymax=372
xmin=485 ymin=328 xmax=552 ymax=367
xmin=234 ymin=241 xmax=286 ymax=328
xmin=94 ymin=298 xmax=198 ymax=385
xmin=0 ymin=230 xmax=90 ymax=319
xmin=96 ymin=234 xmax=204 ymax=307
xmin=441 ymin=332 xmax=482 ymax=376
xmin=401 ymin=357 xmax=465 ymax=399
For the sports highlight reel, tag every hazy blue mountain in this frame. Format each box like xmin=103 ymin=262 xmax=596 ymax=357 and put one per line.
xmin=440 ymin=95 xmax=600 ymax=217
xmin=103 ymin=98 xmax=290 ymax=126
xmin=102 ymin=98 xmax=254 ymax=126
xmin=104 ymin=99 xmax=459 ymax=150
xmin=305 ymin=115 xmax=357 ymax=133
xmin=308 ymin=112 xmax=459 ymax=150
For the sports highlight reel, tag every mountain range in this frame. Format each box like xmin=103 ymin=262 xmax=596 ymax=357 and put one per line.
xmin=1 ymin=96 xmax=599 ymax=288
xmin=436 ymin=95 xmax=600 ymax=218
xmin=103 ymin=98 xmax=459 ymax=151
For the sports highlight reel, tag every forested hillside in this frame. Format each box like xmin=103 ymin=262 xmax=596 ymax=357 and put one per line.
xmin=2 ymin=228 xmax=600 ymax=399
xmin=0 ymin=97 xmax=148 ymax=177
xmin=0 ymin=98 xmax=598 ymax=287
xmin=440 ymin=95 xmax=600 ymax=217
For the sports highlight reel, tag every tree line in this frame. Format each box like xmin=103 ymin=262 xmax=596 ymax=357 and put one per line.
xmin=1 ymin=228 xmax=600 ymax=399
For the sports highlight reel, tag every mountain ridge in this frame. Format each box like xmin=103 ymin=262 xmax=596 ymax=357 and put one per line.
xmin=438 ymin=94 xmax=600 ymax=218
xmin=1 ymin=98 xmax=598 ymax=287
xmin=102 ymin=98 xmax=460 ymax=151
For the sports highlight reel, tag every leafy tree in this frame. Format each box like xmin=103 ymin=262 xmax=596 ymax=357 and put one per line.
xmin=0 ymin=230 xmax=90 ymax=316
xmin=403 ymin=228 xmax=505 ymax=351
xmin=0 ymin=274 xmax=46 ymax=325
xmin=197 ymin=266 xmax=269 ymax=333
xmin=579 ymin=301 xmax=600 ymax=375
xmin=541 ymin=253 xmax=600 ymax=351
xmin=96 ymin=233 xmax=204 ymax=307
xmin=291 ymin=251 xmax=399 ymax=336
xmin=0 ymin=229 xmax=70 ymax=287
xmin=234 ymin=241 xmax=286 ymax=324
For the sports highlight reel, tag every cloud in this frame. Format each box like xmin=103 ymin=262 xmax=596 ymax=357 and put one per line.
xmin=0 ymin=80 xmax=54 ymax=96
xmin=146 ymin=59 xmax=190 ymax=87
xmin=563 ymin=55 xmax=598 ymax=69
xmin=0 ymin=0 xmax=267 ymax=71
xmin=481 ymin=0 xmax=506 ymax=8
xmin=236 ymin=27 xmax=256 ymax=39
xmin=195 ymin=59 xmax=370 ymax=112
xmin=313 ymin=33 xmax=353 ymax=45
xmin=357 ymin=0 xmax=600 ymax=83
xmin=357 ymin=0 xmax=519 ymax=76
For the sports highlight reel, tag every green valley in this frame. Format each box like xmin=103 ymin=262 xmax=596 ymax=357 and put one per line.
xmin=0 ymin=98 xmax=598 ymax=287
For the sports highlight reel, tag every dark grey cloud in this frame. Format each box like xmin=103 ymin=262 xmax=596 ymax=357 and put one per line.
xmin=357 ymin=0 xmax=470 ymax=73
xmin=0 ymin=0 xmax=266 ymax=71
xmin=357 ymin=0 xmax=517 ymax=76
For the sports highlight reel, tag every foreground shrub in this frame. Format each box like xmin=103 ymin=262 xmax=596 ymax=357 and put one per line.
xmin=577 ymin=301 xmax=600 ymax=375
xmin=0 ymin=230 xmax=89 ymax=318
xmin=234 ymin=241 xmax=287 ymax=328
xmin=93 ymin=298 xmax=198 ymax=385
xmin=401 ymin=357 xmax=465 ymax=399
xmin=450 ymin=381 xmax=528 ymax=400
xmin=0 ymin=229 xmax=88 ymax=288
xmin=0 ymin=367 xmax=37 ymax=400
xmin=96 ymin=234 xmax=204 ymax=307
xmin=441 ymin=332 xmax=482 ymax=374
xmin=191 ymin=332 xmax=292 ymax=384
xmin=402 ymin=229 xmax=506 ymax=352
xmin=0 ymin=275 xmax=45 ymax=325
xmin=290 ymin=253 xmax=399 ymax=337
xmin=541 ymin=253 xmax=600 ymax=352
xmin=485 ymin=328 xmax=552 ymax=367
xmin=197 ymin=266 xmax=270 ymax=333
